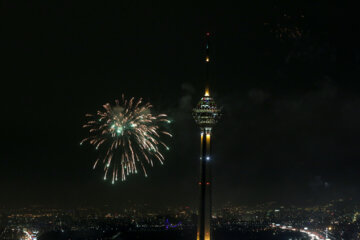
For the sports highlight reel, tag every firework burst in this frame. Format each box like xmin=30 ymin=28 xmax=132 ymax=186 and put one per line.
xmin=81 ymin=95 xmax=172 ymax=183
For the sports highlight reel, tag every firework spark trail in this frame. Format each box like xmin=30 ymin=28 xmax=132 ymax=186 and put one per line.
xmin=81 ymin=95 xmax=172 ymax=183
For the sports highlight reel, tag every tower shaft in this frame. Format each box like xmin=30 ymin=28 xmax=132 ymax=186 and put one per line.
xmin=197 ymin=130 xmax=212 ymax=240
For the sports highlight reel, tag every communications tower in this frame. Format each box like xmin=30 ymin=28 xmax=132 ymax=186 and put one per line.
xmin=193 ymin=33 xmax=221 ymax=240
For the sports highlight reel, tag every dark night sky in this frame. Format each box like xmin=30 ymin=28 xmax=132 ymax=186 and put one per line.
xmin=1 ymin=1 xmax=359 ymax=208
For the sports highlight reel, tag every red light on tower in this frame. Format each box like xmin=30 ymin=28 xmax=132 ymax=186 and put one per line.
xmin=206 ymin=32 xmax=210 ymax=36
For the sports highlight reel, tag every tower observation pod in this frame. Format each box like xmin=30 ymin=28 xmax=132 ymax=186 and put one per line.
xmin=192 ymin=33 xmax=221 ymax=240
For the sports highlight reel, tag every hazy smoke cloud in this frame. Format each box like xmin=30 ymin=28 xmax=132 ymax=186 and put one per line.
xmin=309 ymin=176 xmax=330 ymax=191
xmin=248 ymin=89 xmax=270 ymax=104
xmin=179 ymin=83 xmax=195 ymax=110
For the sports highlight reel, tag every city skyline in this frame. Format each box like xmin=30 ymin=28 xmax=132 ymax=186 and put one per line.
xmin=1 ymin=197 xmax=355 ymax=239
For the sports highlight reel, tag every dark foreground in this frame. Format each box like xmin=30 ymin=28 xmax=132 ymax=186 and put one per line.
xmin=38 ymin=229 xmax=309 ymax=240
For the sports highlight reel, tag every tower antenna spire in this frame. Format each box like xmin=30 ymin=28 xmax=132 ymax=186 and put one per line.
xmin=205 ymin=32 xmax=211 ymax=96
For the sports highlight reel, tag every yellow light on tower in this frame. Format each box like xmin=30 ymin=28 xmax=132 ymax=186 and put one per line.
xmin=205 ymin=88 xmax=210 ymax=96
xmin=206 ymin=57 xmax=209 ymax=62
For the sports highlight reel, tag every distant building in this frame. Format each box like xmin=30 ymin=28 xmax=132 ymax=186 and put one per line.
xmin=0 ymin=213 xmax=7 ymax=237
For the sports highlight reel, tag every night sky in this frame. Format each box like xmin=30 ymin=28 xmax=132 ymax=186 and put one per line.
xmin=1 ymin=1 xmax=359 ymax=208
